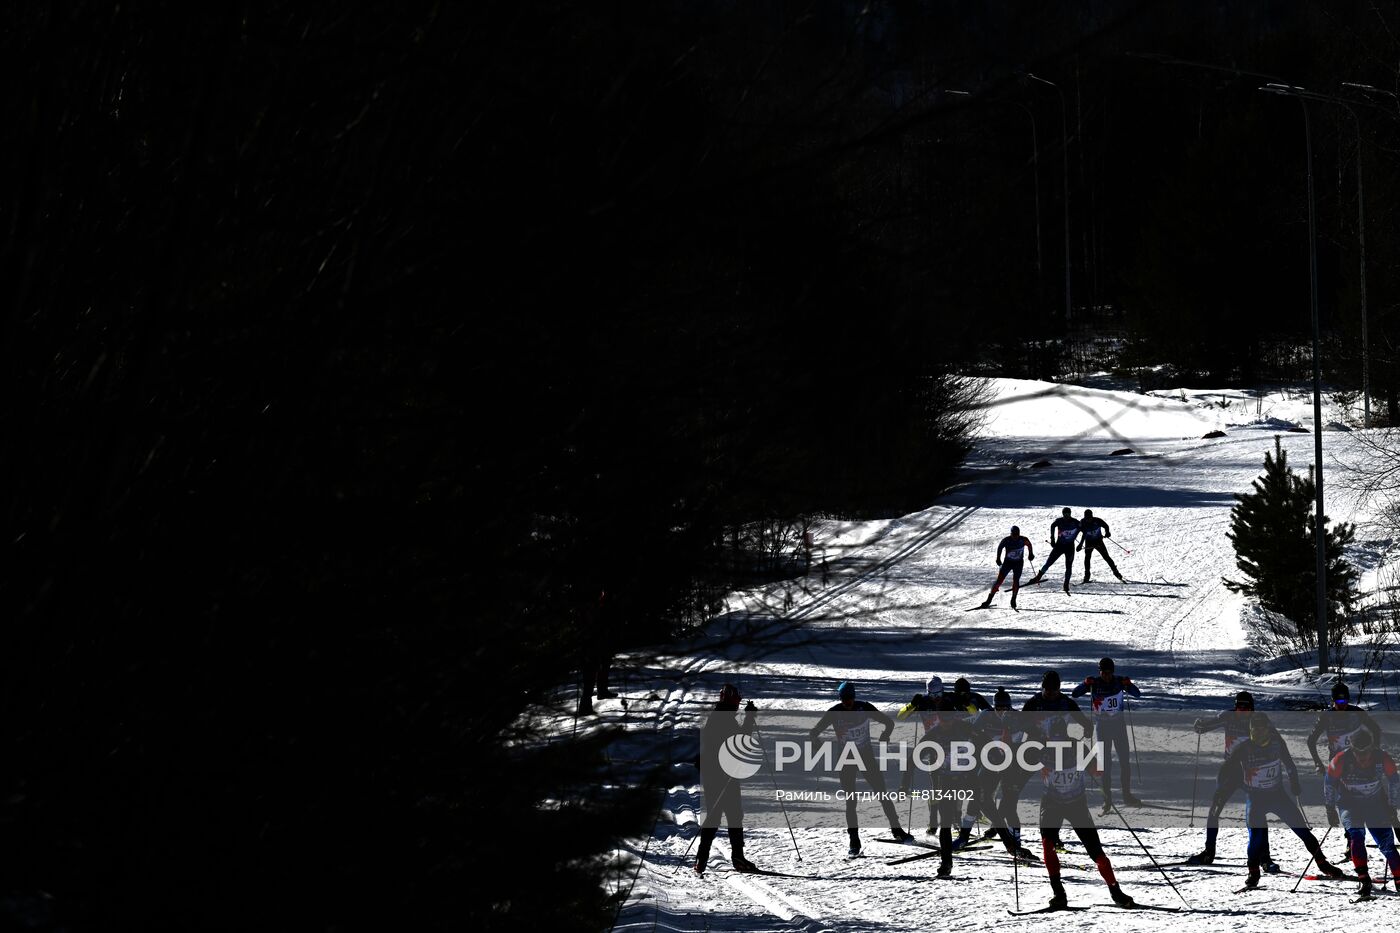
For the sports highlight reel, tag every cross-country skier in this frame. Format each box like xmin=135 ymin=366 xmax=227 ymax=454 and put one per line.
xmin=810 ymin=681 xmax=916 ymax=856
xmin=695 ymin=684 xmax=759 ymax=874
xmin=1075 ymin=509 xmax=1123 ymax=583
xmin=914 ymin=696 xmax=985 ymax=877
xmin=1211 ymin=713 xmax=1345 ymax=888
xmin=1036 ymin=717 xmax=1136 ymax=909
xmin=897 ymin=676 xmax=953 ymax=835
xmin=980 ymin=526 xmax=1035 ymax=609
xmin=898 ymin=676 xmax=1004 ymax=856
xmin=1023 ymin=670 xmax=1093 ymax=739
xmin=1187 ymin=691 xmax=1278 ymax=871
xmin=1012 ymin=669 xmax=1095 ymax=865
xmin=1324 ymin=728 xmax=1400 ymax=898
xmin=1071 ymin=657 xmax=1143 ymax=813
xmin=940 ymin=677 xmax=994 ymax=846
xmin=1308 ymin=680 xmax=1384 ymax=857
xmin=951 ymin=677 xmax=993 ymax=713
xmin=1308 ymin=682 xmax=1383 ymax=774
xmin=1030 ymin=507 xmax=1081 ymax=594
xmin=971 ymin=688 xmax=1039 ymax=861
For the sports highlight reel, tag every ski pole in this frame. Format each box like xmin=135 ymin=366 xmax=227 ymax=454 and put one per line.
xmin=1109 ymin=537 xmax=1132 ymax=555
xmin=1126 ymin=699 xmax=1141 ymax=785
xmin=1112 ymin=802 xmax=1192 ymax=908
xmin=678 ymin=822 xmax=703 ymax=873
xmin=1291 ymin=826 xmax=1331 ymax=893
xmin=907 ymin=722 xmax=916 ymax=829
xmin=1012 ymin=834 xmax=1020 ymax=913
xmin=1189 ymin=732 xmax=1201 ymax=828
xmin=754 ymin=720 xmax=802 ymax=862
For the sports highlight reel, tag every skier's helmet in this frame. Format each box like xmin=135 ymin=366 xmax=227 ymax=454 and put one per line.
xmin=1249 ymin=713 xmax=1273 ymax=744
xmin=1234 ymin=691 xmax=1255 ymax=710
xmin=1042 ymin=670 xmax=1061 ymax=691
xmin=1331 ymin=681 xmax=1351 ymax=703
xmin=1062 ymin=507 xmax=1072 ymax=517
xmin=1010 ymin=525 xmax=1020 ymax=536
xmin=1084 ymin=509 xmax=1094 ymax=519
xmin=719 ymin=684 xmax=741 ymax=705
xmin=838 ymin=681 xmax=856 ymax=701
xmin=1099 ymin=657 xmax=1115 ymax=674
xmin=925 ymin=675 xmax=944 ymax=697
xmin=1352 ymin=728 xmax=1375 ymax=753
xmin=954 ymin=677 xmax=971 ymax=695
xmin=993 ymin=687 xmax=1012 ymax=710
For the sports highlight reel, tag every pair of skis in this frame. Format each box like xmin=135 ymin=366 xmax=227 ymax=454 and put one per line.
xmin=1008 ymin=903 xmax=1179 ymax=915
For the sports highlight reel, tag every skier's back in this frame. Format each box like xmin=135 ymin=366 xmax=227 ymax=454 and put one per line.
xmin=1031 ymin=508 xmax=1080 ymax=594
xmin=980 ymin=525 xmax=1034 ymax=609
xmin=1077 ymin=509 xmax=1123 ymax=582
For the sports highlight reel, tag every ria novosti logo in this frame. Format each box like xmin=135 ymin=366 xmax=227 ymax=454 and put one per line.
xmin=718 ymin=734 xmax=766 ymax=779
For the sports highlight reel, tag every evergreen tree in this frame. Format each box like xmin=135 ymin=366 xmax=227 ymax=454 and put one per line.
xmin=1225 ymin=436 xmax=1359 ymax=645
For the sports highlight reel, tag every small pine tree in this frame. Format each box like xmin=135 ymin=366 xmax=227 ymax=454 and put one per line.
xmin=1225 ymin=436 xmax=1359 ymax=646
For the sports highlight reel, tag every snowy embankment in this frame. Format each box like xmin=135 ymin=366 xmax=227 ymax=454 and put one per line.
xmin=601 ymin=377 xmax=1397 ymax=932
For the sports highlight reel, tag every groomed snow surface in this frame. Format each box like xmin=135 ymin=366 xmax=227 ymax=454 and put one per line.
xmin=603 ymin=378 xmax=1399 ymax=932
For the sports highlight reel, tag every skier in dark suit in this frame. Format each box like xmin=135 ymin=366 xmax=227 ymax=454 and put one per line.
xmin=1030 ymin=508 xmax=1080 ymax=594
xmin=1076 ymin=509 xmax=1123 ymax=583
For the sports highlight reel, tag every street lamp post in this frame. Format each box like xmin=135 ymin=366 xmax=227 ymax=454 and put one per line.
xmin=1340 ymin=81 xmax=1398 ymax=427
xmin=1015 ymin=102 xmax=1044 ymax=284
xmin=1281 ymin=87 xmax=1370 ymax=429
xmin=1026 ymin=74 xmax=1073 ymax=371
xmin=1130 ymin=53 xmax=1334 ymax=674
xmin=1259 ymin=83 xmax=1328 ymax=673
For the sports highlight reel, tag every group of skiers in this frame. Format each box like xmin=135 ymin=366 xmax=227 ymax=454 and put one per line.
xmin=981 ymin=507 xmax=1123 ymax=609
xmin=696 ymin=671 xmax=1399 ymax=911
xmin=1187 ymin=681 xmax=1400 ymax=897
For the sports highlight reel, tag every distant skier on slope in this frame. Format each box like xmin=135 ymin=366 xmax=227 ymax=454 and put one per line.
xmin=1070 ymin=657 xmax=1143 ymax=812
xmin=979 ymin=525 xmax=1035 ymax=609
xmin=695 ymin=684 xmax=760 ymax=874
xmin=1075 ymin=509 xmax=1123 ymax=583
xmin=1187 ymin=691 xmax=1278 ymax=871
xmin=1030 ymin=508 xmax=1080 ymax=594
xmin=810 ymin=681 xmax=916 ymax=856
xmin=1211 ymin=713 xmax=1345 ymax=888
xmin=1324 ymin=728 xmax=1400 ymax=899
xmin=1035 ymin=717 xmax=1136 ymax=910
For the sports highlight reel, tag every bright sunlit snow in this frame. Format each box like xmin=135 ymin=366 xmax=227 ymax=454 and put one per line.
xmin=604 ymin=378 xmax=1396 ymax=932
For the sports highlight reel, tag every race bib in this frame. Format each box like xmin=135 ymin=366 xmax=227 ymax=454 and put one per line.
xmin=837 ymin=719 xmax=872 ymax=748
xmin=1331 ymin=726 xmax=1362 ymax=756
xmin=1006 ymin=545 xmax=1025 ymax=561
xmin=1096 ymin=691 xmax=1124 ymax=717
xmin=1059 ymin=527 xmax=1078 ymax=542
xmin=1344 ymin=777 xmax=1381 ymax=798
xmin=1045 ymin=769 xmax=1085 ymax=797
xmin=1246 ymin=760 xmax=1282 ymax=789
